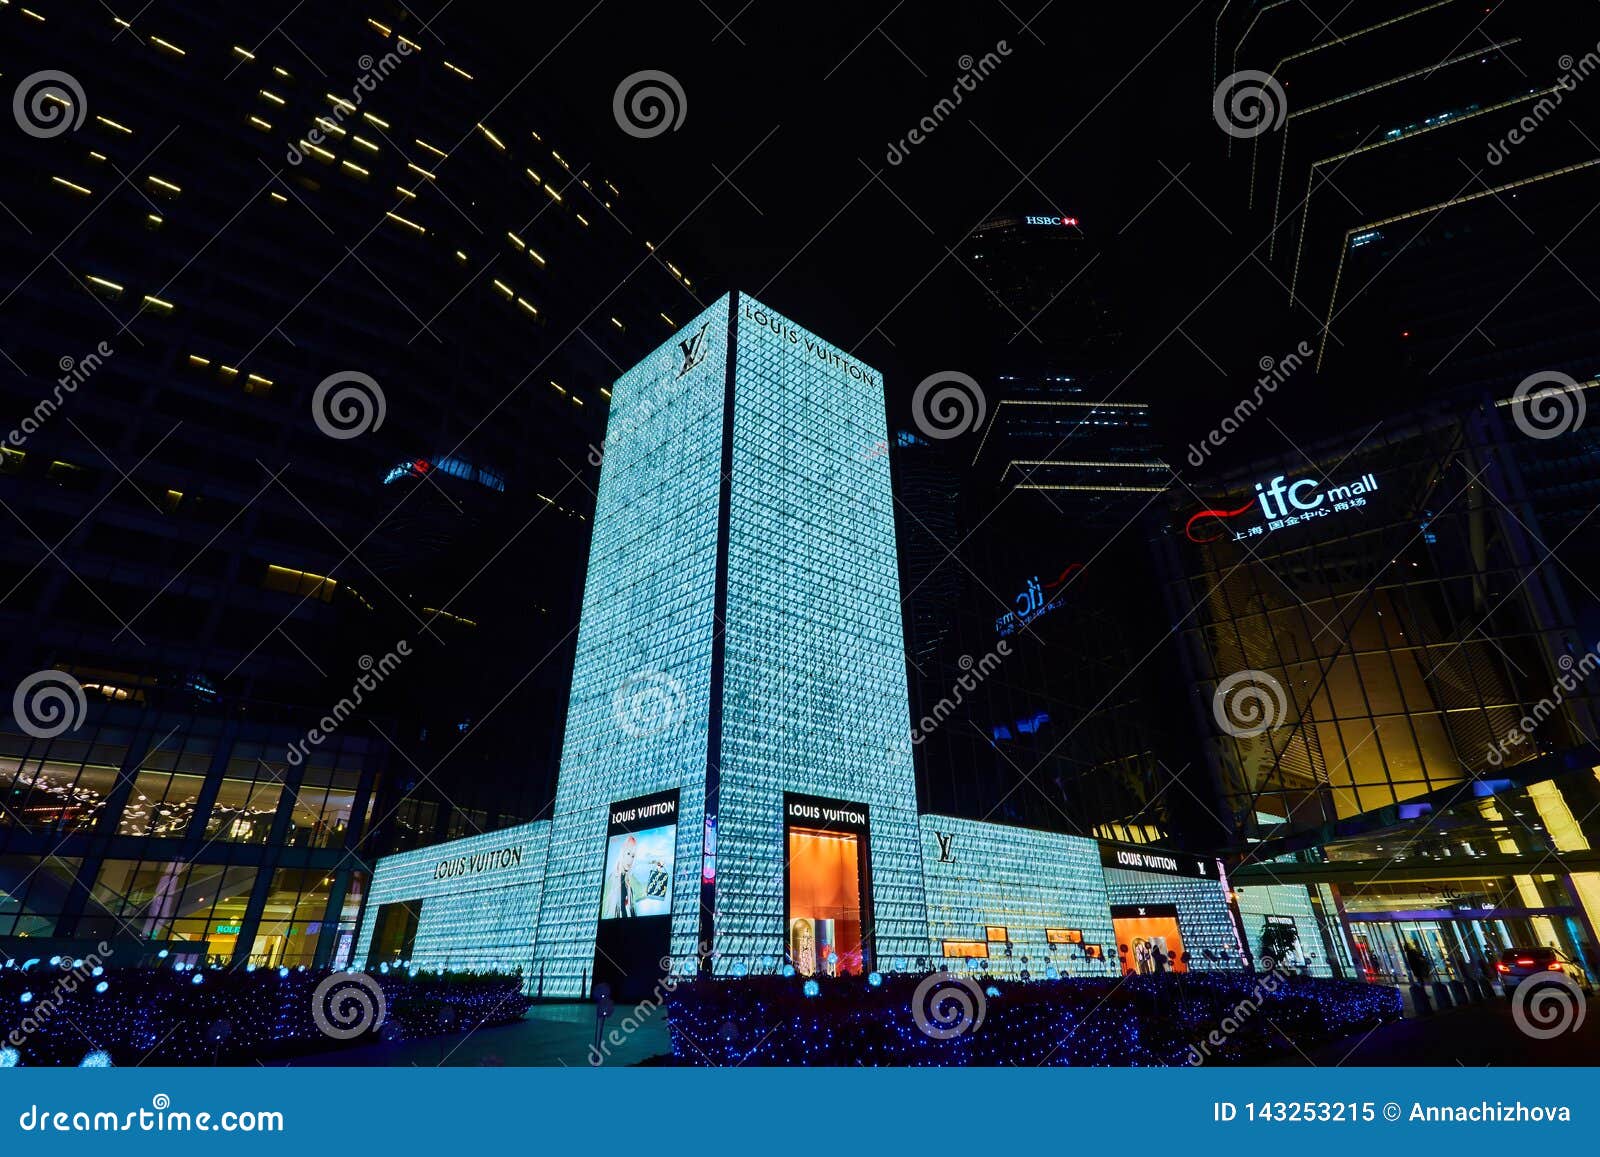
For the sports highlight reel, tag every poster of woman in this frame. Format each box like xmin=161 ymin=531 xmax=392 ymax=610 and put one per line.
xmin=599 ymin=825 xmax=675 ymax=919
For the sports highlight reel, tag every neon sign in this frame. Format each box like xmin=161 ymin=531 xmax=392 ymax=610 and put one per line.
xmin=991 ymin=710 xmax=1050 ymax=742
xmin=1024 ymin=214 xmax=1080 ymax=226
xmin=383 ymin=455 xmax=506 ymax=492
xmin=995 ymin=562 xmax=1083 ymax=636
xmin=1186 ymin=471 xmax=1380 ymax=543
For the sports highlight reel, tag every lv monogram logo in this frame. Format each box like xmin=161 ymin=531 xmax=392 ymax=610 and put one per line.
xmin=676 ymin=322 xmax=711 ymax=379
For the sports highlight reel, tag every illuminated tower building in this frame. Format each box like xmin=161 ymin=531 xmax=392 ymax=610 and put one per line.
xmin=532 ymin=293 xmax=929 ymax=998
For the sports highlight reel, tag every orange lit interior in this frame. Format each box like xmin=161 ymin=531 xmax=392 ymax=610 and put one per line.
xmin=1113 ymin=913 xmax=1186 ymax=974
xmin=787 ymin=827 xmax=863 ymax=976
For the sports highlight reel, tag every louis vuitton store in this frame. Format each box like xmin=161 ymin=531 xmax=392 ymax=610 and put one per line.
xmin=353 ymin=806 xmax=1241 ymax=992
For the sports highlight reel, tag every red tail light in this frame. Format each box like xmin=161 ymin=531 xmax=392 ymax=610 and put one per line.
xmin=1547 ymin=962 xmax=1564 ymax=971
xmin=1515 ymin=957 xmax=1535 ymax=966
xmin=1496 ymin=962 xmax=1510 ymax=973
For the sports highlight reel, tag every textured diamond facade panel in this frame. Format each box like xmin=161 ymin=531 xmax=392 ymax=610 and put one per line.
xmin=919 ymin=814 xmax=1117 ymax=979
xmin=713 ymin=296 xmax=927 ymax=974
xmin=1103 ymin=865 xmax=1239 ymax=970
xmin=531 ymin=297 xmax=731 ymax=996
xmin=530 ymin=293 xmax=927 ymax=994
xmin=354 ymin=821 xmax=548 ymax=984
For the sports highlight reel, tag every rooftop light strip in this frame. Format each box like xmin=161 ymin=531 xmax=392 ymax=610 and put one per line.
xmin=1290 ymin=39 xmax=1522 ymax=120
xmin=1287 ymin=86 xmax=1561 ymax=307
xmin=1317 ymin=157 xmax=1600 ymax=370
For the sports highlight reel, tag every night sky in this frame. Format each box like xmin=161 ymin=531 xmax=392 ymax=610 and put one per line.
xmin=458 ymin=1 xmax=1283 ymax=448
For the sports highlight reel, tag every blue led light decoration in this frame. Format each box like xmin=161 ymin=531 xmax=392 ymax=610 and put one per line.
xmin=533 ymin=293 xmax=929 ymax=994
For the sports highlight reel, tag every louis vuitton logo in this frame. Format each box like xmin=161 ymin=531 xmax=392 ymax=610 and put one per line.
xmin=676 ymin=322 xmax=711 ymax=379
xmin=935 ymin=831 xmax=955 ymax=863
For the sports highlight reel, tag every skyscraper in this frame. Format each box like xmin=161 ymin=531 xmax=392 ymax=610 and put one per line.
xmin=532 ymin=292 xmax=928 ymax=997
xmin=0 ymin=2 xmax=697 ymax=966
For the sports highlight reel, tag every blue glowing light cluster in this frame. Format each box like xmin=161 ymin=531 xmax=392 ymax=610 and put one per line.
xmin=663 ymin=972 xmax=1402 ymax=1067
xmin=0 ymin=966 xmax=529 ymax=1066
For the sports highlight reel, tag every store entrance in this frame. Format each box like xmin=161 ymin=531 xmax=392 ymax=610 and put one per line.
xmin=1347 ymin=906 xmax=1590 ymax=987
xmin=367 ymin=900 xmax=421 ymax=965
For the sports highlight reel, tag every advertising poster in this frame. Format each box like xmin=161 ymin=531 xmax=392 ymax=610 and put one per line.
xmin=598 ymin=788 xmax=679 ymax=920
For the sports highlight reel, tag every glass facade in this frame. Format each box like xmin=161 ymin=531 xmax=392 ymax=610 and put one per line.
xmin=1164 ymin=408 xmax=1597 ymax=840
xmin=0 ymin=699 xmax=377 ymax=965
xmin=533 ymin=292 xmax=928 ymax=995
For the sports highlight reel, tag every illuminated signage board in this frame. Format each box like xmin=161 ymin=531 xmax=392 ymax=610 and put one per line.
xmin=1046 ymin=928 xmax=1082 ymax=945
xmin=995 ymin=562 xmax=1082 ymax=636
xmin=433 ymin=843 xmax=526 ymax=883
xmin=1185 ymin=471 xmax=1380 ymax=543
xmin=785 ymin=793 xmax=870 ymax=834
xmin=1024 ymin=214 xmax=1080 ymax=226
xmin=1099 ymin=842 xmax=1215 ymax=879
xmin=383 ymin=455 xmax=506 ymax=492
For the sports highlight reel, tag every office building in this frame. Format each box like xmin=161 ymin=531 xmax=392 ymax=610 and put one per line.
xmin=0 ymin=1 xmax=698 ymax=965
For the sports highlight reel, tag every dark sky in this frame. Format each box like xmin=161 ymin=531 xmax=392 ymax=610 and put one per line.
xmin=449 ymin=1 xmax=1284 ymax=445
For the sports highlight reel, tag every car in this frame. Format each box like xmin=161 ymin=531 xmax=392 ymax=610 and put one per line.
xmin=1495 ymin=947 xmax=1593 ymax=995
